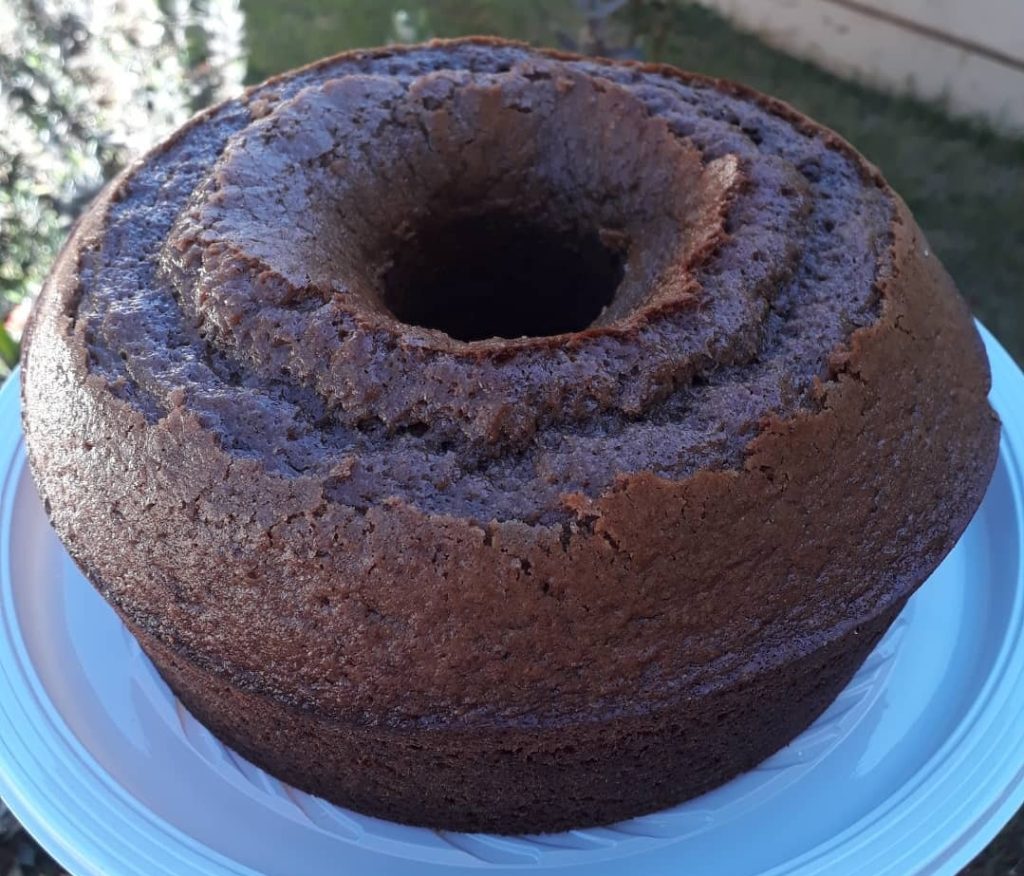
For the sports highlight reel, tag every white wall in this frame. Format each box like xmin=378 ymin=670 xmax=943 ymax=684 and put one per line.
xmin=696 ymin=0 xmax=1024 ymax=134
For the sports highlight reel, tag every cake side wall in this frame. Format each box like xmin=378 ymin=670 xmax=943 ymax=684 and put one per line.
xmin=123 ymin=598 xmax=904 ymax=833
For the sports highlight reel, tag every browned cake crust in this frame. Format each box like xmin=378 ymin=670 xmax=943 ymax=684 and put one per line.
xmin=21 ymin=38 xmax=999 ymax=834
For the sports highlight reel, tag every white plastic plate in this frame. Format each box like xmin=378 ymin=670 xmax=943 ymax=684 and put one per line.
xmin=1 ymin=323 xmax=1023 ymax=876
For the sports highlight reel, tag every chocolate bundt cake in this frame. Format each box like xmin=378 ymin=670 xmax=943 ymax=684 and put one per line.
xmin=22 ymin=38 xmax=999 ymax=834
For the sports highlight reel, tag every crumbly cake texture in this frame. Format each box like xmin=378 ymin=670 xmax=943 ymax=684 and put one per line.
xmin=22 ymin=38 xmax=999 ymax=833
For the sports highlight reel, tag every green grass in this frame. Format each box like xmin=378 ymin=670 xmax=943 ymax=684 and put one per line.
xmin=241 ymin=0 xmax=585 ymax=84
xmin=240 ymin=0 xmax=1024 ymax=364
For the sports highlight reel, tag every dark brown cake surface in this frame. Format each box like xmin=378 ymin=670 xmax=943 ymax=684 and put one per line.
xmin=21 ymin=38 xmax=999 ymax=833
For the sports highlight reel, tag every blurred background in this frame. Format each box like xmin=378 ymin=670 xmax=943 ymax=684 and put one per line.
xmin=0 ymin=1 xmax=1021 ymax=873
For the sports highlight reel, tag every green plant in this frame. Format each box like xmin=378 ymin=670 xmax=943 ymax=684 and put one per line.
xmin=0 ymin=0 xmax=246 ymax=327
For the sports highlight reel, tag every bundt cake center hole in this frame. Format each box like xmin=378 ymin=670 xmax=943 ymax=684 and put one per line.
xmin=382 ymin=212 xmax=624 ymax=341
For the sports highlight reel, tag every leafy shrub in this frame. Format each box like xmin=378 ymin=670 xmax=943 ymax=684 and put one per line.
xmin=0 ymin=0 xmax=245 ymax=329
